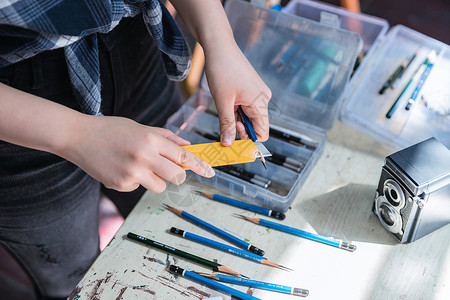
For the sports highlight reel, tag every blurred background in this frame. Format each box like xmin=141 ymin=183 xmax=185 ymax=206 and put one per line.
xmin=318 ymin=0 xmax=450 ymax=44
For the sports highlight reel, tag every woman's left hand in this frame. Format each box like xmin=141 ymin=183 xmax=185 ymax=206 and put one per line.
xmin=204 ymin=41 xmax=272 ymax=146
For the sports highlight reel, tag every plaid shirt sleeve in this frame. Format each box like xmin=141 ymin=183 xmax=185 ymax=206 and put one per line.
xmin=0 ymin=0 xmax=191 ymax=116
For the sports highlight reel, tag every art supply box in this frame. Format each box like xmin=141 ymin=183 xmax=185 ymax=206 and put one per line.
xmin=165 ymin=0 xmax=362 ymax=212
xmin=284 ymin=0 xmax=450 ymax=149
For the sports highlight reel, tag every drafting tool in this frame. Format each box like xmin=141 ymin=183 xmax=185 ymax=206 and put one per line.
xmin=164 ymin=205 xmax=265 ymax=256
xmin=223 ymin=165 xmax=270 ymax=185
xmin=126 ymin=232 xmax=247 ymax=277
xmin=235 ymin=215 xmax=356 ymax=252
xmin=169 ymin=265 xmax=261 ymax=300
xmin=391 ymin=47 xmax=421 ymax=88
xmin=181 ymin=140 xmax=270 ymax=168
xmin=198 ymin=273 xmax=309 ymax=297
xmin=405 ymin=50 xmax=436 ymax=110
xmin=237 ymin=106 xmax=268 ymax=169
xmin=216 ymin=166 xmax=271 ymax=189
xmin=386 ymin=51 xmax=435 ymax=118
xmin=170 ymin=227 xmax=292 ymax=270
xmin=379 ymin=60 xmax=408 ymax=94
xmin=266 ymin=154 xmax=303 ymax=173
xmin=269 ymin=126 xmax=318 ymax=150
xmin=195 ymin=191 xmax=285 ymax=220
xmin=271 ymin=152 xmax=304 ymax=169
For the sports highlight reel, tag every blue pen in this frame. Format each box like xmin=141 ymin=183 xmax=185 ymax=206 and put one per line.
xmin=196 ymin=190 xmax=285 ymax=220
xmin=199 ymin=273 xmax=309 ymax=297
xmin=169 ymin=265 xmax=261 ymax=300
xmin=164 ymin=204 xmax=265 ymax=256
xmin=170 ymin=227 xmax=292 ymax=271
xmin=236 ymin=215 xmax=356 ymax=252
xmin=237 ymin=106 xmax=267 ymax=169
xmin=405 ymin=50 xmax=437 ymax=110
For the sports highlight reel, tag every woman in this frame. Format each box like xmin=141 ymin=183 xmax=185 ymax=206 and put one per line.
xmin=0 ymin=0 xmax=271 ymax=298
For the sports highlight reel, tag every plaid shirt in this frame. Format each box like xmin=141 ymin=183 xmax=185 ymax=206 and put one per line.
xmin=0 ymin=0 xmax=191 ymax=115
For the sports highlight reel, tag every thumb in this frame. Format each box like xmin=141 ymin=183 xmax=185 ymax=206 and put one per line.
xmin=215 ymin=97 xmax=237 ymax=146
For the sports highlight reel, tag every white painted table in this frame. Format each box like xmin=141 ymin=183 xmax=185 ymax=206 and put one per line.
xmin=71 ymin=122 xmax=450 ymax=300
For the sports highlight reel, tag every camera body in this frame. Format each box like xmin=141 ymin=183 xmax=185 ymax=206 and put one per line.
xmin=373 ymin=137 xmax=450 ymax=243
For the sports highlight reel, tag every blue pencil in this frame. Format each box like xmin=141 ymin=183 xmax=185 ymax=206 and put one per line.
xmin=164 ymin=205 xmax=265 ymax=256
xmin=196 ymin=191 xmax=285 ymax=220
xmin=169 ymin=265 xmax=261 ymax=300
xmin=236 ymin=215 xmax=356 ymax=252
xmin=199 ymin=273 xmax=309 ymax=297
xmin=386 ymin=53 xmax=432 ymax=118
xmin=405 ymin=50 xmax=437 ymax=110
xmin=170 ymin=227 xmax=292 ymax=271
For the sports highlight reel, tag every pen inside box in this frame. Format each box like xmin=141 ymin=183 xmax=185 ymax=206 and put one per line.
xmin=216 ymin=163 xmax=294 ymax=197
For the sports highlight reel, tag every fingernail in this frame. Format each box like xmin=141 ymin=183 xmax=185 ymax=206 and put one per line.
xmin=222 ymin=134 xmax=233 ymax=146
xmin=206 ymin=167 xmax=215 ymax=178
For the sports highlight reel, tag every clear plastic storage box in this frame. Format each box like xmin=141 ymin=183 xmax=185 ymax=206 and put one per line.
xmin=340 ymin=26 xmax=450 ymax=149
xmin=165 ymin=0 xmax=362 ymax=212
xmin=283 ymin=0 xmax=450 ymax=150
xmin=283 ymin=0 xmax=389 ymax=82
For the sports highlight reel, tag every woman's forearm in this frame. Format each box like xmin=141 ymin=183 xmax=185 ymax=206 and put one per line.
xmin=0 ymin=82 xmax=83 ymax=157
xmin=169 ymin=0 xmax=271 ymax=145
xmin=169 ymin=0 xmax=237 ymax=54
xmin=0 ymin=82 xmax=215 ymax=192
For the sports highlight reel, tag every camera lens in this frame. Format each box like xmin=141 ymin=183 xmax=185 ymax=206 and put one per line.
xmin=383 ymin=179 xmax=405 ymax=208
xmin=375 ymin=196 xmax=403 ymax=234
xmin=379 ymin=204 xmax=396 ymax=226
xmin=389 ymin=189 xmax=398 ymax=200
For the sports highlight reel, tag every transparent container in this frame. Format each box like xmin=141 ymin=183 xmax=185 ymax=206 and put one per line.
xmin=283 ymin=0 xmax=389 ymax=82
xmin=283 ymin=0 xmax=450 ymax=150
xmin=165 ymin=0 xmax=362 ymax=212
xmin=340 ymin=25 xmax=450 ymax=149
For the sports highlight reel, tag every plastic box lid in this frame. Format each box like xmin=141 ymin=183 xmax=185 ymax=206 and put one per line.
xmin=221 ymin=0 xmax=362 ymax=131
xmin=282 ymin=0 xmax=389 ymax=82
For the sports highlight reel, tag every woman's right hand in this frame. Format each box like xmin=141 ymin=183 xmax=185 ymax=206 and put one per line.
xmin=64 ymin=115 xmax=215 ymax=193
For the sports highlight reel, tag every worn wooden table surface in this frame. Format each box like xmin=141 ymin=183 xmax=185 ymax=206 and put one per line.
xmin=71 ymin=122 xmax=450 ymax=300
